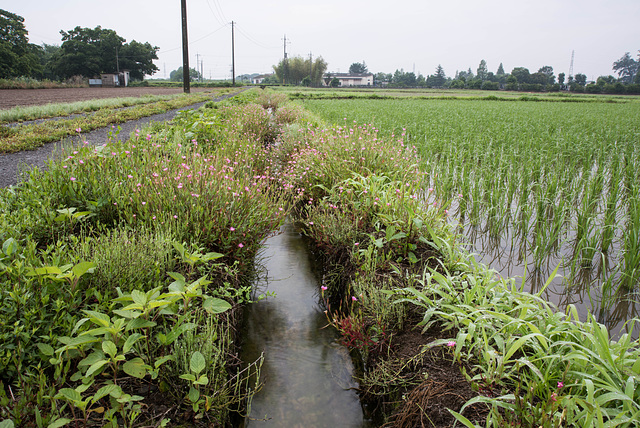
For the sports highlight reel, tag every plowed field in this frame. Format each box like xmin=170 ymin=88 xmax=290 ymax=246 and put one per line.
xmin=0 ymin=86 xmax=215 ymax=110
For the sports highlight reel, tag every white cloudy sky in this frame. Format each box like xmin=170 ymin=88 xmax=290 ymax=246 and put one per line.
xmin=6 ymin=0 xmax=640 ymax=81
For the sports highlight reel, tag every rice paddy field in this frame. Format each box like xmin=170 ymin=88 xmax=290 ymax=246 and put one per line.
xmin=291 ymin=91 xmax=640 ymax=337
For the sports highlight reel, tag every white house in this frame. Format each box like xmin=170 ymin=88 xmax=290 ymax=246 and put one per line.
xmin=323 ymin=72 xmax=374 ymax=87
xmin=252 ymin=74 xmax=274 ymax=84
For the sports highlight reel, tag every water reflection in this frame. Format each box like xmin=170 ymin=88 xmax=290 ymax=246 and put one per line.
xmin=241 ymin=222 xmax=370 ymax=427
xmin=461 ymin=222 xmax=639 ymax=338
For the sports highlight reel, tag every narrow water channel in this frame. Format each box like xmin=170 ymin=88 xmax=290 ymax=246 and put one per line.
xmin=240 ymin=221 xmax=372 ymax=427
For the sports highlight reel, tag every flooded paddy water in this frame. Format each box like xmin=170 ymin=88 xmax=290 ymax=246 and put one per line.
xmin=239 ymin=221 xmax=373 ymax=427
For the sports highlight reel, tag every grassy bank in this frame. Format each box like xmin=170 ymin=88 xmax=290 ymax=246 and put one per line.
xmin=0 ymin=89 xmax=300 ymax=426
xmin=1 ymin=89 xmax=638 ymax=427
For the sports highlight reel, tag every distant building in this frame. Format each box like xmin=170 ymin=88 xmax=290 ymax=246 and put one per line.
xmin=90 ymin=71 xmax=131 ymax=87
xmin=252 ymin=74 xmax=274 ymax=84
xmin=323 ymin=72 xmax=374 ymax=87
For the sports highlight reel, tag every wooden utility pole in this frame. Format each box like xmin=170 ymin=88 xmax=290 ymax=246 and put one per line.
xmin=181 ymin=0 xmax=190 ymax=93
xmin=231 ymin=21 xmax=236 ymax=86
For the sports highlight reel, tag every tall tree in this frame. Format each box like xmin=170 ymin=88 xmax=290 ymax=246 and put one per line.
xmin=430 ymin=64 xmax=447 ymax=88
xmin=273 ymin=55 xmax=327 ymax=86
xmin=574 ymin=73 xmax=587 ymax=86
xmin=476 ymin=59 xmax=488 ymax=81
xmin=612 ymin=52 xmax=638 ymax=83
xmin=496 ymin=63 xmax=505 ymax=76
xmin=537 ymin=65 xmax=555 ymax=85
xmin=348 ymin=61 xmax=368 ymax=74
xmin=0 ymin=9 xmax=41 ymax=78
xmin=169 ymin=66 xmax=200 ymax=82
xmin=52 ymin=26 xmax=158 ymax=79
xmin=510 ymin=67 xmax=531 ymax=84
xmin=118 ymin=40 xmax=160 ymax=80
xmin=557 ymin=72 xmax=565 ymax=87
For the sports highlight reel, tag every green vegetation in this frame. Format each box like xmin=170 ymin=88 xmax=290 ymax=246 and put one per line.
xmin=0 ymin=88 xmax=295 ymax=426
xmin=0 ymin=93 xmax=223 ymax=124
xmin=1 ymin=88 xmax=638 ymax=427
xmin=0 ymin=91 xmax=230 ymax=153
xmin=298 ymin=95 xmax=640 ymax=302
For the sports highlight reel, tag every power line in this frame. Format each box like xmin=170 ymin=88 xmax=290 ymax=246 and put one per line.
xmin=234 ymin=23 xmax=279 ymax=50
xmin=157 ymin=24 xmax=228 ymax=54
xmin=205 ymin=0 xmax=225 ymax=26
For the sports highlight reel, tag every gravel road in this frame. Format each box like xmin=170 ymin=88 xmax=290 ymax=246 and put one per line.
xmin=0 ymin=91 xmax=239 ymax=188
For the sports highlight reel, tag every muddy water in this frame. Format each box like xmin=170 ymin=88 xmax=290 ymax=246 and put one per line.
xmin=240 ymin=222 xmax=371 ymax=427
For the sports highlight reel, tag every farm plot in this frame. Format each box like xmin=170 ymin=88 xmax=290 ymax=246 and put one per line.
xmin=300 ymin=97 xmax=640 ymax=335
xmin=0 ymin=87 xmax=215 ymax=110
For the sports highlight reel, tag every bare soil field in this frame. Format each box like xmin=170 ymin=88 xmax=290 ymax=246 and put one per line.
xmin=0 ymin=86 xmax=215 ymax=110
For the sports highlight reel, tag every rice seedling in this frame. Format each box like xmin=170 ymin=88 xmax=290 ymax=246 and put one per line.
xmin=300 ymin=95 xmax=640 ymax=331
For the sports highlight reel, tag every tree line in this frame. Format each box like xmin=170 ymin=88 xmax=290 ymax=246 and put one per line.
xmin=1 ymin=9 xmax=159 ymax=81
xmin=361 ymin=53 xmax=640 ymax=94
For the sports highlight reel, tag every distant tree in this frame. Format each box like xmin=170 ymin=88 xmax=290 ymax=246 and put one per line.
xmin=118 ymin=40 xmax=160 ymax=80
xmin=537 ymin=66 xmax=555 ymax=85
xmin=374 ymin=72 xmax=392 ymax=86
xmin=574 ymin=73 xmax=587 ymax=86
xmin=0 ymin=9 xmax=42 ymax=78
xmin=52 ymin=26 xmax=158 ymax=79
xmin=430 ymin=64 xmax=447 ymax=88
xmin=330 ymin=77 xmax=340 ymax=87
xmin=596 ymin=75 xmax=616 ymax=87
xmin=392 ymin=69 xmax=416 ymax=87
xmin=35 ymin=43 xmax=60 ymax=80
xmin=557 ymin=72 xmax=565 ymax=88
xmin=510 ymin=67 xmax=530 ymax=84
xmin=476 ymin=59 xmax=488 ymax=81
xmin=505 ymin=74 xmax=518 ymax=91
xmin=349 ymin=61 xmax=368 ymax=74
xmin=169 ymin=66 xmax=200 ymax=82
xmin=496 ymin=63 xmax=505 ymax=76
xmin=612 ymin=52 xmax=638 ymax=83
xmin=273 ymin=55 xmax=327 ymax=85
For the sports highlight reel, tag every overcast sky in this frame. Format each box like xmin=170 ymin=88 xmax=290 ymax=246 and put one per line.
xmin=7 ymin=0 xmax=640 ymax=81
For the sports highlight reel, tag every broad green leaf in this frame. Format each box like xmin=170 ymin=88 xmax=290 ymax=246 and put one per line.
xmin=82 ymin=310 xmax=110 ymax=328
xmin=154 ymin=355 xmax=175 ymax=368
xmin=202 ymin=251 xmax=224 ymax=261
xmin=102 ymin=341 xmax=117 ymax=358
xmin=71 ymin=261 xmax=96 ymax=278
xmin=195 ymin=374 xmax=209 ymax=386
xmin=0 ymin=420 xmax=15 ymax=428
xmin=123 ymin=333 xmax=143 ymax=354
xmin=86 ymin=360 xmax=109 ymax=377
xmin=126 ymin=318 xmax=156 ymax=331
xmin=47 ymin=418 xmax=72 ymax=428
xmin=179 ymin=373 xmax=196 ymax=382
xmin=2 ymin=237 xmax=18 ymax=256
xmin=36 ymin=343 xmax=54 ymax=356
xmin=123 ymin=358 xmax=147 ymax=379
xmin=27 ymin=266 xmax=63 ymax=276
xmin=203 ymin=297 xmax=232 ymax=314
xmin=56 ymin=388 xmax=82 ymax=403
xmin=188 ymin=386 xmax=200 ymax=403
xmin=131 ymin=290 xmax=147 ymax=306
xmin=92 ymin=384 xmax=122 ymax=402
xmin=190 ymin=351 xmax=206 ymax=374
xmin=78 ymin=351 xmax=105 ymax=368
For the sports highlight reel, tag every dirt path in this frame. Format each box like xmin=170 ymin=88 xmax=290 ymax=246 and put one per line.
xmin=0 ymin=91 xmax=239 ymax=188
xmin=0 ymin=87 xmax=215 ymax=110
